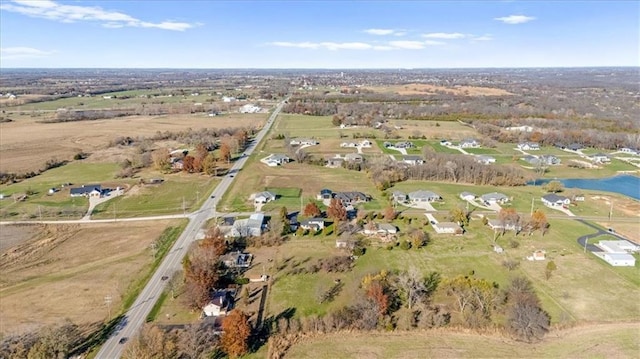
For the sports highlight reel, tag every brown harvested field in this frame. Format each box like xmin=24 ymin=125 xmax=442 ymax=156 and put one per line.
xmin=365 ymin=83 xmax=513 ymax=96
xmin=389 ymin=119 xmax=478 ymax=140
xmin=284 ymin=322 xmax=640 ymax=359
xmin=0 ymin=113 xmax=265 ymax=173
xmin=0 ymin=220 xmax=180 ymax=335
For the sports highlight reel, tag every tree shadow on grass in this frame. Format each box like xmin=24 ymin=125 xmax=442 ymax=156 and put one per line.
xmin=250 ymin=307 xmax=296 ymax=353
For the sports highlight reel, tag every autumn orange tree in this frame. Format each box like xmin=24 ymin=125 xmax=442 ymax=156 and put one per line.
xmin=221 ymin=310 xmax=251 ymax=358
xmin=383 ymin=206 xmax=397 ymax=222
xmin=530 ymin=210 xmax=548 ymax=233
xmin=327 ymin=198 xmax=347 ymax=222
xmin=219 ymin=142 xmax=231 ymax=163
xmin=201 ymin=226 xmax=227 ymax=256
xmin=303 ymin=201 xmax=321 ymax=217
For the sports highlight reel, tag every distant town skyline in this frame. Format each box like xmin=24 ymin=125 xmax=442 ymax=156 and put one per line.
xmin=1 ymin=1 xmax=638 ymax=68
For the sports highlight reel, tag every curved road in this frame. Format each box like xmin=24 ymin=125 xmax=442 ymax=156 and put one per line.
xmin=95 ymin=99 xmax=286 ymax=359
xmin=575 ymin=218 xmax=630 ymax=253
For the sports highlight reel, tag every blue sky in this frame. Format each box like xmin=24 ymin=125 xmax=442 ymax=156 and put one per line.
xmin=0 ymin=0 xmax=638 ymax=68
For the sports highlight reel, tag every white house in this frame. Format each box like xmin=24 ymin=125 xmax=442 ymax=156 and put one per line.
xmin=299 ymin=218 xmax=325 ymax=231
xmin=527 ymin=250 xmax=546 ymax=261
xmin=408 ymin=190 xmax=441 ymax=202
xmin=598 ymin=252 xmax=636 ymax=267
xmin=203 ymin=291 xmax=232 ymax=317
xmin=239 ymin=104 xmax=261 ymax=113
xmin=598 ymin=240 xmax=639 ymax=254
xmin=588 ymin=153 xmax=611 ymax=163
xmin=222 ymin=96 xmax=236 ymax=102
xmin=480 ymin=192 xmax=509 ymax=204
xmin=620 ymin=147 xmax=639 ymax=155
xmin=459 ymin=192 xmax=477 ymax=201
xmin=475 ymin=155 xmax=496 ymax=165
xmin=229 ymin=213 xmax=265 ymax=237
xmin=253 ymin=191 xmax=276 ymax=204
xmin=517 ymin=142 xmax=540 ymax=151
xmin=290 ymin=138 xmax=318 ymax=146
xmin=541 ymin=193 xmax=571 ymax=207
xmin=340 ymin=141 xmax=359 ymax=148
xmin=505 ymin=125 xmax=534 ymax=132
xmin=359 ymin=139 xmax=372 ymax=148
xmin=363 ymin=223 xmax=398 ymax=236
xmin=402 ymin=155 xmax=424 ymax=166
xmin=261 ymin=153 xmax=290 ymax=166
xmin=459 ymin=139 xmax=480 ymax=148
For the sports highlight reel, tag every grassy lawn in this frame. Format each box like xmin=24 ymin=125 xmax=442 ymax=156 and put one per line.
xmin=92 ymin=174 xmax=218 ymax=218
xmin=465 ymin=147 xmax=501 ymax=155
xmin=0 ymin=162 xmax=121 ymax=218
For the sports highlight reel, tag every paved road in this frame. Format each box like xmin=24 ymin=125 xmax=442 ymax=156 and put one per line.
xmin=95 ymin=99 xmax=286 ymax=359
xmin=575 ymin=219 xmax=630 ymax=252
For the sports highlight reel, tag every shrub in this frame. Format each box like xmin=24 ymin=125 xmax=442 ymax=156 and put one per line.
xmin=399 ymin=240 xmax=412 ymax=250
xmin=235 ymin=277 xmax=250 ymax=285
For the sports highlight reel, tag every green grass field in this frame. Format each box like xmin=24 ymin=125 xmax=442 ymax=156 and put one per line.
xmin=92 ymin=175 xmax=219 ymax=218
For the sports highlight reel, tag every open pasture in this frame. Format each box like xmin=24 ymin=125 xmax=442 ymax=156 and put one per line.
xmin=0 ymin=112 xmax=265 ymax=173
xmin=0 ymin=220 xmax=181 ymax=335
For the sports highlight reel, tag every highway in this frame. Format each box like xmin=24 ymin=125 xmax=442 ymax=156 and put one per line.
xmin=95 ymin=99 xmax=286 ymax=359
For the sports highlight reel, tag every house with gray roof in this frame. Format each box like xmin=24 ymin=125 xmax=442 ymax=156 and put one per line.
xmin=480 ymin=192 xmax=509 ymax=204
xmin=475 ymin=155 xmax=496 ymax=165
xmin=254 ymin=191 xmax=277 ymax=204
xmin=70 ymin=184 xmax=102 ymax=197
xmin=392 ymin=191 xmax=407 ymax=203
xmin=459 ymin=139 xmax=480 ymax=148
xmin=229 ymin=213 xmax=265 ymax=237
xmin=459 ymin=192 xmax=476 ymax=201
xmin=408 ymin=190 xmax=441 ymax=203
xmin=334 ymin=191 xmax=370 ymax=206
xmin=517 ymin=142 xmax=540 ymax=151
xmin=541 ymin=193 xmax=570 ymax=207
xmin=402 ymin=155 xmax=424 ymax=166
xmin=261 ymin=153 xmax=290 ymax=166
xmin=345 ymin=153 xmax=364 ymax=163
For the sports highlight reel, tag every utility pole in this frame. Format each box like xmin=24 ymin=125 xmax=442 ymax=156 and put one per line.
xmin=530 ymin=197 xmax=535 ymax=216
xmin=609 ymin=201 xmax=613 ymax=221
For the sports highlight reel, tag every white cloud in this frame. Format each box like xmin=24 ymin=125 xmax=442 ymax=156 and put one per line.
xmin=424 ymin=40 xmax=446 ymax=46
xmin=471 ymin=35 xmax=493 ymax=41
xmin=494 ymin=15 xmax=536 ymax=24
xmin=422 ymin=32 xmax=466 ymax=39
xmin=388 ymin=40 xmax=425 ymax=50
xmin=0 ymin=0 xmax=197 ymax=31
xmin=0 ymin=46 xmax=55 ymax=59
xmin=363 ymin=28 xmax=407 ymax=36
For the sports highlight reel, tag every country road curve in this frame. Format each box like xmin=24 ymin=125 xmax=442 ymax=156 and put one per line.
xmin=94 ymin=98 xmax=287 ymax=359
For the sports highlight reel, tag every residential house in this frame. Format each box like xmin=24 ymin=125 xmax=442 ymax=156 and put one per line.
xmin=408 ymin=190 xmax=441 ymax=203
xmin=433 ymin=222 xmax=463 ymax=234
xmin=394 ymin=141 xmax=414 ymax=149
xmin=340 ymin=141 xmax=359 ymax=148
xmin=402 ymin=155 xmax=424 ymax=166
xmin=221 ymin=251 xmax=253 ymax=268
xmin=360 ymin=139 xmax=373 ymax=148
xmin=335 ymin=238 xmax=355 ymax=249
xmin=487 ymin=219 xmax=522 ymax=232
xmin=620 ymin=147 xmax=639 ymax=155
xmin=480 ymin=192 xmax=509 ymax=205
xmin=392 ymin=191 xmax=407 ymax=203
xmin=363 ymin=222 xmax=398 ymax=236
xmin=588 ymin=153 xmax=611 ymax=163
xmin=239 ymin=104 xmax=261 ymax=113
xmin=222 ymin=96 xmax=236 ymax=102
xmin=334 ymin=191 xmax=370 ymax=206
xmin=70 ymin=184 xmax=102 ymax=197
xmin=459 ymin=139 xmax=480 ymax=148
xmin=459 ymin=192 xmax=477 ymax=201
xmin=229 ymin=213 xmax=265 ymax=237
xmin=540 ymin=155 xmax=561 ymax=165
xmin=254 ymin=191 xmax=277 ymax=204
xmin=261 ymin=153 xmax=290 ymax=166
xmin=290 ymin=138 xmax=318 ymax=146
xmin=299 ymin=218 xmax=325 ymax=231
xmin=326 ymin=156 xmax=345 ymax=168
xmin=344 ymin=153 xmax=364 ymax=163
xmin=171 ymin=158 xmax=184 ymax=170
xmin=475 ymin=155 xmax=496 ymax=165
xmin=439 ymin=139 xmax=452 ymax=146
xmin=517 ymin=142 xmax=540 ymax=151
xmin=203 ymin=290 xmax=233 ymax=317
xmin=567 ymin=143 xmax=583 ymax=151
xmin=541 ymin=193 xmax=571 ymax=207
xmin=318 ymin=188 xmax=333 ymax=200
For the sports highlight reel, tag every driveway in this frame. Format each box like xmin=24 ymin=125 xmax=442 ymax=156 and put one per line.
xmin=83 ymin=188 xmax=124 ymax=220
xmin=545 ymin=205 xmax=576 ymax=217
xmin=465 ymin=198 xmax=501 ymax=212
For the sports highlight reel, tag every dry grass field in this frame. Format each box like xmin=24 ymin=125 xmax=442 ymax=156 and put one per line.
xmin=0 ymin=220 xmax=180 ymax=335
xmin=281 ymin=322 xmax=640 ymax=359
xmin=0 ymin=113 xmax=265 ymax=173
xmin=364 ymin=83 xmax=514 ymax=96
